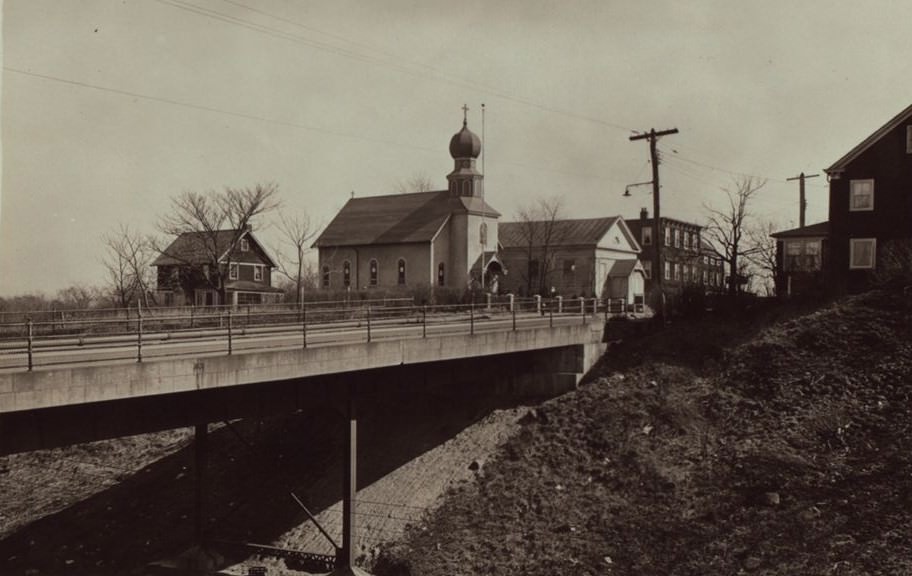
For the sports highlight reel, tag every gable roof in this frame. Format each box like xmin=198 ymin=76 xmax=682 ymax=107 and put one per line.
xmin=499 ymin=217 xmax=625 ymax=249
xmin=152 ymin=228 xmax=277 ymax=267
xmin=770 ymin=221 xmax=829 ymax=239
xmin=313 ymin=190 xmax=501 ymax=248
xmin=825 ymin=103 xmax=912 ymax=173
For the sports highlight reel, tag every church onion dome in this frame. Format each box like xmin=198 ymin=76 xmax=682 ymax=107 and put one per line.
xmin=449 ymin=121 xmax=481 ymax=159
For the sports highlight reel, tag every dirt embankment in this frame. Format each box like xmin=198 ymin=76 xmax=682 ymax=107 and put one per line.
xmin=376 ymin=290 xmax=912 ymax=576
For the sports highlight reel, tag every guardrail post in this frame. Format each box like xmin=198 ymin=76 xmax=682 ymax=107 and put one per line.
xmin=508 ymin=293 xmax=514 ymax=313
xmin=366 ymin=306 xmax=371 ymax=343
xmin=592 ymin=297 xmax=598 ymax=315
xmin=137 ymin=304 xmax=144 ymax=363
xmin=556 ymin=295 xmax=563 ymax=314
xmin=26 ymin=318 xmax=34 ymax=371
xmin=227 ymin=309 xmax=233 ymax=355
xmin=486 ymin=293 xmax=492 ymax=311
xmin=549 ymin=302 xmax=553 ymax=328
xmin=302 ymin=305 xmax=307 ymax=349
xmin=579 ymin=297 xmax=586 ymax=323
xmin=470 ymin=302 xmax=475 ymax=335
xmin=422 ymin=305 xmax=427 ymax=338
xmin=512 ymin=301 xmax=517 ymax=331
xmin=534 ymin=295 xmax=541 ymax=315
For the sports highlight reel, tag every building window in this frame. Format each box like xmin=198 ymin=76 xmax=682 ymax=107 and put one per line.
xmin=664 ymin=261 xmax=670 ymax=280
xmin=229 ymin=263 xmax=238 ymax=280
xmin=240 ymin=239 xmax=249 ymax=252
xmin=438 ymin=262 xmax=446 ymax=286
xmin=642 ymin=260 xmax=652 ymax=279
xmin=343 ymin=261 xmax=351 ymax=287
xmin=664 ymin=226 xmax=671 ymax=246
xmin=398 ymin=258 xmax=407 ymax=285
xmin=675 ymin=229 xmax=683 ymax=249
xmin=479 ymin=222 xmax=488 ymax=246
xmin=849 ymin=179 xmax=874 ymax=211
xmin=675 ymin=263 xmax=682 ymax=281
xmin=254 ymin=265 xmax=263 ymax=282
xmin=462 ymin=180 xmax=471 ymax=196
xmin=369 ymin=259 xmax=379 ymax=286
xmin=784 ymin=239 xmax=822 ymax=272
xmin=563 ymin=259 xmax=575 ymax=277
xmin=642 ymin=227 xmax=652 ymax=245
xmin=849 ymin=238 xmax=876 ymax=269
xmin=321 ymin=265 xmax=330 ymax=288
xmin=702 ymin=270 xmax=708 ymax=284
xmin=907 ymin=125 xmax=912 ymax=154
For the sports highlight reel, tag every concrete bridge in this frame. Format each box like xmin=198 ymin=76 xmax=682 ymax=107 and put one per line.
xmin=0 ymin=302 xmax=609 ymax=574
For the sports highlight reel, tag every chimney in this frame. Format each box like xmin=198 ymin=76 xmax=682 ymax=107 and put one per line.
xmin=640 ymin=207 xmax=649 ymax=224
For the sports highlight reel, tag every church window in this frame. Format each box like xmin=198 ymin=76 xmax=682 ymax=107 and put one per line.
xmin=343 ymin=261 xmax=351 ymax=287
xmin=438 ymin=262 xmax=446 ymax=286
xmin=462 ymin=180 xmax=471 ymax=196
xmin=479 ymin=222 xmax=488 ymax=246
xmin=321 ymin=265 xmax=330 ymax=288
xmin=369 ymin=259 xmax=379 ymax=286
xmin=398 ymin=259 xmax=407 ymax=285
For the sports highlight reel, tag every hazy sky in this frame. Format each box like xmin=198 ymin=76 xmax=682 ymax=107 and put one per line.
xmin=1 ymin=0 xmax=910 ymax=296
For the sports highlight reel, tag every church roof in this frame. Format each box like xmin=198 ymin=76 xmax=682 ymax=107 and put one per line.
xmin=314 ymin=190 xmax=500 ymax=248
xmin=498 ymin=217 xmax=623 ymax=248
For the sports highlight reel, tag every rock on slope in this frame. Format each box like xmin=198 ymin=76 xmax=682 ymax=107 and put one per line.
xmin=376 ymin=290 xmax=912 ymax=576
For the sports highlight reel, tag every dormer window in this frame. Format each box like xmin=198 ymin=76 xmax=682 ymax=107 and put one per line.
xmin=240 ymin=239 xmax=250 ymax=252
xmin=849 ymin=179 xmax=874 ymax=211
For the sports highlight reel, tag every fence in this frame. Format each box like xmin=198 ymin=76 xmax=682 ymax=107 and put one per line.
xmin=0 ymin=296 xmax=632 ymax=372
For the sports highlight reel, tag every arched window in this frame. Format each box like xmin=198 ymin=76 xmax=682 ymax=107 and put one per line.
xmin=437 ymin=262 xmax=446 ymax=286
xmin=462 ymin=180 xmax=471 ymax=196
xmin=479 ymin=222 xmax=488 ymax=246
xmin=342 ymin=261 xmax=351 ymax=287
xmin=397 ymin=258 xmax=407 ymax=285
xmin=321 ymin=265 xmax=330 ymax=289
xmin=369 ymin=259 xmax=379 ymax=286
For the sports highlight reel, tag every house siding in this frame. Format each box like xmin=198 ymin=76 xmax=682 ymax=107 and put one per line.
xmin=828 ymin=117 xmax=912 ymax=293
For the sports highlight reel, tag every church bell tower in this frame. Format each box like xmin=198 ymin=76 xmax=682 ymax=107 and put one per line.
xmin=446 ymin=105 xmax=484 ymax=198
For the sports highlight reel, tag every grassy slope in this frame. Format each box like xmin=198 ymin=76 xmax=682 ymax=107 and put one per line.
xmin=375 ymin=291 xmax=912 ymax=576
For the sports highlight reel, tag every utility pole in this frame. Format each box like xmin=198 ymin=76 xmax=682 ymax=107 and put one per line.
xmin=786 ymin=172 xmax=819 ymax=228
xmin=629 ymin=128 xmax=678 ymax=319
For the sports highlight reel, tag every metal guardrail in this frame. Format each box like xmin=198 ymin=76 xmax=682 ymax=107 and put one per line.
xmin=0 ymin=296 xmax=630 ymax=372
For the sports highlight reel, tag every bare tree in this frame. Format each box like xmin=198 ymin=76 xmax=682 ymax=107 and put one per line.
xmin=101 ymin=225 xmax=157 ymax=308
xmin=273 ymin=213 xmax=319 ymax=304
xmin=747 ymin=220 xmax=782 ymax=297
xmin=155 ymin=183 xmax=281 ymax=304
xmin=514 ymin=196 xmax=567 ymax=296
xmin=394 ymin=172 xmax=435 ymax=194
xmin=704 ymin=177 xmax=766 ymax=296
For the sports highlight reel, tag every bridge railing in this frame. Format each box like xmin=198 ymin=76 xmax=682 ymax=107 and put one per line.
xmin=0 ymin=297 xmax=615 ymax=372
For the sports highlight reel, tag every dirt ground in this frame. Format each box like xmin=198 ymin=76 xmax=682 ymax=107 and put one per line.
xmin=2 ymin=289 xmax=911 ymax=576
xmin=0 ymin=373 xmax=534 ymax=575
xmin=374 ymin=290 xmax=912 ymax=576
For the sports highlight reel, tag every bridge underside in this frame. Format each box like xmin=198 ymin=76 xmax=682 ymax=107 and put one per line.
xmin=0 ymin=344 xmax=597 ymax=456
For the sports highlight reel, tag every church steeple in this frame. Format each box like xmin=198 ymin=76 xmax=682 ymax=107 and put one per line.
xmin=447 ymin=105 xmax=483 ymax=198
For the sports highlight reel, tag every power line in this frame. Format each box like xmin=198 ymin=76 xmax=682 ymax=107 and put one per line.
xmin=4 ymin=66 xmax=441 ymax=155
xmin=154 ymin=0 xmax=636 ymax=133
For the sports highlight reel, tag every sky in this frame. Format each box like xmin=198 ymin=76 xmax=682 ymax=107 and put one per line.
xmin=1 ymin=0 xmax=911 ymax=296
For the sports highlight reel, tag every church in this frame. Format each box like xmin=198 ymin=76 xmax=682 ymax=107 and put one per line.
xmin=314 ymin=113 xmax=503 ymax=292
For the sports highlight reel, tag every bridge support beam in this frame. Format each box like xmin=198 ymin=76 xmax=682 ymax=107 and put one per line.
xmin=332 ymin=387 xmax=371 ymax=576
xmin=194 ymin=422 xmax=207 ymax=546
